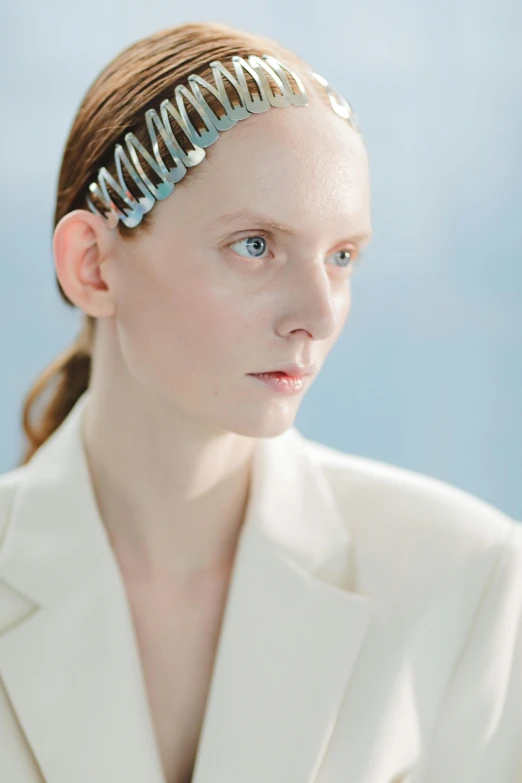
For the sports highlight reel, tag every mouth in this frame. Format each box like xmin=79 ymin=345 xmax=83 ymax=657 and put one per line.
xmin=247 ymin=370 xmax=311 ymax=394
xmin=248 ymin=371 xmax=307 ymax=380
xmin=247 ymin=363 xmax=316 ymax=380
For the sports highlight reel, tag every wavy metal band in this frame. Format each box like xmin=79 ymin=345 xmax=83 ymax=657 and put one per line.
xmin=85 ymin=53 xmax=360 ymax=229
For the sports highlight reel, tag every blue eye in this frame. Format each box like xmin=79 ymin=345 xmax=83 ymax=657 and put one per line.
xmin=229 ymin=235 xmax=269 ymax=258
xmin=329 ymin=249 xmax=364 ymax=270
xmin=332 ymin=249 xmax=352 ymax=267
xmin=229 ymin=235 xmax=362 ymax=270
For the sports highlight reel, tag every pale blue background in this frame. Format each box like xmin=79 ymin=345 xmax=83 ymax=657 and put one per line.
xmin=1 ymin=0 xmax=520 ymax=519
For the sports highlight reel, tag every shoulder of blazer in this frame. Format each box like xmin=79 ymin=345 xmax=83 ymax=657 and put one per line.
xmin=0 ymin=466 xmax=36 ymax=633
xmin=297 ymin=434 xmax=516 ymax=600
xmin=0 ymin=466 xmax=24 ymax=544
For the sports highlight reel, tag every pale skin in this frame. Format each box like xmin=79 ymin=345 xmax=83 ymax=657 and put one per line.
xmin=53 ymin=83 xmax=373 ymax=783
xmin=54 ymin=85 xmax=373 ymax=583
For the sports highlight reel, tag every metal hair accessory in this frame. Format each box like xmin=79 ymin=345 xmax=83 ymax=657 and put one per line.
xmin=85 ymin=53 xmax=360 ymax=230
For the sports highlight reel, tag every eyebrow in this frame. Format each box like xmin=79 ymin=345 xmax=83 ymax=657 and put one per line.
xmin=209 ymin=209 xmax=373 ymax=244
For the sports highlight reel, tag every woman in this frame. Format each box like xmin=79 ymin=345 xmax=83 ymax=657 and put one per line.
xmin=0 ymin=20 xmax=520 ymax=783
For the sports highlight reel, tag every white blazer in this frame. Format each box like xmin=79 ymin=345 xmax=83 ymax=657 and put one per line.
xmin=0 ymin=390 xmax=521 ymax=783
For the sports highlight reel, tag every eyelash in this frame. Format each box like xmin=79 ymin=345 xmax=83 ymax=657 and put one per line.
xmin=226 ymin=231 xmax=364 ymax=272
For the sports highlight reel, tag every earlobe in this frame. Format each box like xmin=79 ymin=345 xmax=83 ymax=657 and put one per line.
xmin=53 ymin=209 xmax=116 ymax=318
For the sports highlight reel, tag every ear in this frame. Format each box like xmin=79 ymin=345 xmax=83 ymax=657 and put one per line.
xmin=53 ymin=209 xmax=118 ymax=318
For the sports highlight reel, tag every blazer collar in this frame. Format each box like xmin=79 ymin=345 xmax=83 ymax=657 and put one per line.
xmin=0 ymin=391 xmax=375 ymax=783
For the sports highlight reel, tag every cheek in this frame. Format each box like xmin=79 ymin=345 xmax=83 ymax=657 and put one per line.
xmin=322 ymin=285 xmax=352 ymax=352
xmin=176 ymin=290 xmax=248 ymax=365
xmin=340 ymin=285 xmax=352 ymax=325
xmin=114 ymin=268 xmax=252 ymax=391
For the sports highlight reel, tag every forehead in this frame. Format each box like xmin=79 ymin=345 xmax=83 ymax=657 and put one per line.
xmin=228 ymin=97 xmax=364 ymax=181
xmin=159 ymin=91 xmax=371 ymax=237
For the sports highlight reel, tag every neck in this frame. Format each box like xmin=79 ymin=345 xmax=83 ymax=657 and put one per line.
xmin=81 ymin=388 xmax=256 ymax=584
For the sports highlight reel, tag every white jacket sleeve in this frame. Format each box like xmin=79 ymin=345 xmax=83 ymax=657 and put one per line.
xmin=416 ymin=519 xmax=522 ymax=783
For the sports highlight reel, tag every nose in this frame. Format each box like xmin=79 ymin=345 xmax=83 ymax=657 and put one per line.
xmin=276 ymin=258 xmax=348 ymax=342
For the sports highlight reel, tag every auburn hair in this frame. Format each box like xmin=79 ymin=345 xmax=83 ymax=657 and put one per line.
xmin=18 ymin=20 xmax=337 ymax=466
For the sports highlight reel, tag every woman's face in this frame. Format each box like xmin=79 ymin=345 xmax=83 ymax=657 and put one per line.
xmin=101 ymin=88 xmax=373 ymax=437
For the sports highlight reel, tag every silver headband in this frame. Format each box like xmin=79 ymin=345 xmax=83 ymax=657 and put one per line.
xmin=85 ymin=53 xmax=360 ymax=230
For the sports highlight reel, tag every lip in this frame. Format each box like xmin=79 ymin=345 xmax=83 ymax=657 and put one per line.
xmin=247 ymin=371 xmax=310 ymax=395
xmin=248 ymin=363 xmax=316 ymax=379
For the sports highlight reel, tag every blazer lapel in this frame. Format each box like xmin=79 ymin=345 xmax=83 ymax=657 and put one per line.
xmin=191 ymin=417 xmax=377 ymax=783
xmin=0 ymin=394 xmax=166 ymax=783
xmin=0 ymin=391 xmax=376 ymax=783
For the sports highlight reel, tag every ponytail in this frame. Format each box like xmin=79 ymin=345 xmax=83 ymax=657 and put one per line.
xmin=17 ymin=316 xmax=95 ymax=466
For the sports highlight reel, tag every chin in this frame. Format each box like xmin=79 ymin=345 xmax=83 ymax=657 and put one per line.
xmin=224 ymin=408 xmax=300 ymax=439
